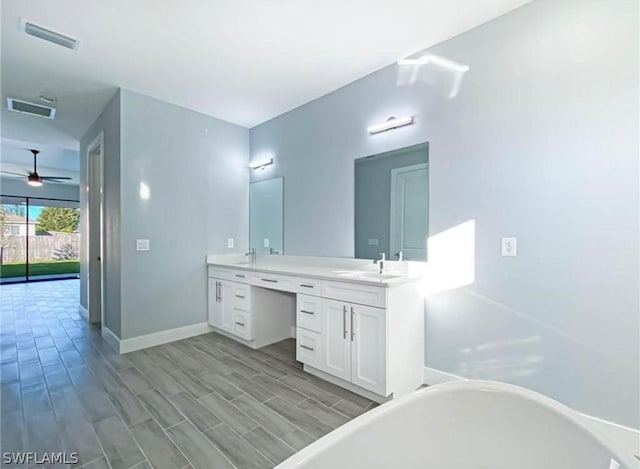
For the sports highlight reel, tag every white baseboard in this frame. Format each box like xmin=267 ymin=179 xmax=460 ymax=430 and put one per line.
xmin=78 ymin=304 xmax=89 ymax=321
xmin=423 ymin=366 xmax=639 ymax=455
xmin=118 ymin=322 xmax=214 ymax=354
xmin=101 ymin=326 xmax=120 ymax=353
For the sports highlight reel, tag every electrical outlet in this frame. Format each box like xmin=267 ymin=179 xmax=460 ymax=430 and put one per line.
xmin=502 ymin=237 xmax=517 ymax=257
xmin=136 ymin=239 xmax=150 ymax=251
xmin=227 ymin=238 xmax=234 ymax=248
xmin=263 ymin=238 xmax=270 ymax=248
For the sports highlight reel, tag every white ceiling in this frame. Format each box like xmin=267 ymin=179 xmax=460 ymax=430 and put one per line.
xmin=1 ymin=0 xmax=531 ymax=166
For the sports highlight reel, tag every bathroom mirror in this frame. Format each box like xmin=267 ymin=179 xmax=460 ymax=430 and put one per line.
xmin=250 ymin=176 xmax=284 ymax=254
xmin=354 ymin=143 xmax=428 ymax=261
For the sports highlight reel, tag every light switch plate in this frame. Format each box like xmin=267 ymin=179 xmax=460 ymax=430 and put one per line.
xmin=502 ymin=237 xmax=517 ymax=256
xmin=263 ymin=238 xmax=270 ymax=248
xmin=136 ymin=239 xmax=150 ymax=251
xmin=227 ymin=238 xmax=234 ymax=248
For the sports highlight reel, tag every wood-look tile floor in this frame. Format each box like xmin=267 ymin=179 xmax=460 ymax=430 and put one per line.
xmin=0 ymin=280 xmax=377 ymax=468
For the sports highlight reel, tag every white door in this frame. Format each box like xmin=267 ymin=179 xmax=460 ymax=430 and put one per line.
xmin=87 ymin=133 xmax=104 ymax=324
xmin=390 ymin=163 xmax=428 ymax=261
xmin=350 ymin=304 xmax=387 ymax=395
xmin=321 ymin=299 xmax=351 ymax=381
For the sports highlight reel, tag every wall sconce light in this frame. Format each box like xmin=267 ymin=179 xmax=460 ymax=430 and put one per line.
xmin=367 ymin=116 xmax=414 ymax=134
xmin=249 ymin=158 xmax=274 ymax=170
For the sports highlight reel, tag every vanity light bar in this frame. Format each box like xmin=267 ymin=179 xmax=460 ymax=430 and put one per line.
xmin=367 ymin=116 xmax=414 ymax=134
xmin=249 ymin=158 xmax=274 ymax=170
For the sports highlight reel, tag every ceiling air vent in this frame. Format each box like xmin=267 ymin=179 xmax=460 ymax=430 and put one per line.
xmin=20 ymin=19 xmax=79 ymax=50
xmin=7 ymin=98 xmax=56 ymax=119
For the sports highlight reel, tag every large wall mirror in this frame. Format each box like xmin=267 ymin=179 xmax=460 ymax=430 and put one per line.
xmin=355 ymin=143 xmax=428 ymax=261
xmin=250 ymin=177 xmax=284 ymax=254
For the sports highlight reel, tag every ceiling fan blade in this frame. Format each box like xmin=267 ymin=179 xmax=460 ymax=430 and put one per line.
xmin=0 ymin=170 xmax=27 ymax=177
xmin=40 ymin=176 xmax=73 ymax=180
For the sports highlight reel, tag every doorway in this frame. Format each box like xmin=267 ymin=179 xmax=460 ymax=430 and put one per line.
xmin=87 ymin=132 xmax=104 ymax=325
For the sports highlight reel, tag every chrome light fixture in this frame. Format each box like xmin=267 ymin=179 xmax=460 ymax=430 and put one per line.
xmin=249 ymin=158 xmax=274 ymax=170
xmin=368 ymin=116 xmax=414 ymax=134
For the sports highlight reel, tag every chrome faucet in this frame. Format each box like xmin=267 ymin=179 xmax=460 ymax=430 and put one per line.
xmin=269 ymin=248 xmax=279 ymax=255
xmin=373 ymin=253 xmax=386 ymax=274
xmin=395 ymin=251 xmax=404 ymax=261
xmin=245 ymin=248 xmax=256 ymax=267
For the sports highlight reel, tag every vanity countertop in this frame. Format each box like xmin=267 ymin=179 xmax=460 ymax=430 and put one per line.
xmin=206 ymin=254 xmax=427 ymax=288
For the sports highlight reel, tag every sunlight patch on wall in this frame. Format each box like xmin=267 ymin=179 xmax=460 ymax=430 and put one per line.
xmin=423 ymin=219 xmax=475 ymax=296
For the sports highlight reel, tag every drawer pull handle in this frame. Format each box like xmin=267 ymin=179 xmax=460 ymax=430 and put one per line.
xmin=300 ymin=345 xmax=314 ymax=351
xmin=350 ymin=306 xmax=355 ymax=341
xmin=300 ymin=284 xmax=314 ymax=288
xmin=300 ymin=310 xmax=314 ymax=315
xmin=235 ymin=295 xmax=245 ymax=299
xmin=235 ymin=321 xmax=246 ymax=326
xmin=235 ymin=274 xmax=245 ymax=278
xmin=261 ymin=278 xmax=278 ymax=283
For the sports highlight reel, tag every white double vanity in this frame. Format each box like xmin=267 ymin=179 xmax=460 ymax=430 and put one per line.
xmin=206 ymin=254 xmax=426 ymax=402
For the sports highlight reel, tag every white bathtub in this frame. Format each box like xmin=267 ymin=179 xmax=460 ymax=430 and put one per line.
xmin=277 ymin=381 xmax=635 ymax=469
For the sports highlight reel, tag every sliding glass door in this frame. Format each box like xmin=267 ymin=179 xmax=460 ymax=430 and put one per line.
xmin=0 ymin=195 xmax=80 ymax=283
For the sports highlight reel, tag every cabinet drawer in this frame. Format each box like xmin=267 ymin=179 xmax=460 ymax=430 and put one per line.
xmin=296 ymin=327 xmax=322 ymax=369
xmin=292 ymin=277 xmax=323 ymax=296
xmin=232 ymin=310 xmax=254 ymax=341
xmin=253 ymin=273 xmax=294 ymax=292
xmin=297 ymin=295 xmax=322 ymax=333
xmin=232 ymin=283 xmax=251 ymax=312
xmin=208 ymin=267 xmax=251 ymax=283
xmin=322 ymin=281 xmax=387 ymax=308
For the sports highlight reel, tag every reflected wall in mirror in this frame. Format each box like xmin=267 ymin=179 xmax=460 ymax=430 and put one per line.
xmin=355 ymin=143 xmax=428 ymax=261
xmin=250 ymin=176 xmax=284 ymax=254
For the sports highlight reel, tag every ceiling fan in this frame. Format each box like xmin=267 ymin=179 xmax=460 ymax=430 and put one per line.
xmin=0 ymin=149 xmax=72 ymax=187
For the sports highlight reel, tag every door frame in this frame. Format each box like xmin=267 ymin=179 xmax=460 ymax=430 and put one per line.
xmin=87 ymin=131 xmax=105 ymax=325
xmin=389 ymin=162 xmax=429 ymax=261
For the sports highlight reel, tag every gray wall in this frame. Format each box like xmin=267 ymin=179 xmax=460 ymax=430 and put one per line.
xmin=250 ymin=0 xmax=639 ymax=428
xmin=354 ymin=143 xmax=428 ymax=260
xmin=0 ymin=178 xmax=79 ymax=201
xmin=119 ymin=90 xmax=249 ymax=339
xmin=80 ymin=90 xmax=122 ymax=334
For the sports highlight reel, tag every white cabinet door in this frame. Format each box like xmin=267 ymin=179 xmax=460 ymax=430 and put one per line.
xmin=217 ymin=280 xmax=235 ymax=332
xmin=321 ymin=299 xmax=351 ymax=381
xmin=208 ymin=279 xmax=223 ymax=328
xmin=350 ymin=304 xmax=387 ymax=395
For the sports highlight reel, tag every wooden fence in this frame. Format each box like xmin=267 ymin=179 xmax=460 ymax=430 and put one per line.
xmin=1 ymin=232 xmax=80 ymax=263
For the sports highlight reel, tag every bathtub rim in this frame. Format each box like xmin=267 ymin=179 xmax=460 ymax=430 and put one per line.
xmin=275 ymin=380 xmax=634 ymax=468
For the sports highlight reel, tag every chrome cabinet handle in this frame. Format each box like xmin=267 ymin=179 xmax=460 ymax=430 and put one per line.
xmin=350 ymin=306 xmax=355 ymax=341
xmin=216 ymin=281 xmax=220 ymax=302
xmin=300 ymin=284 xmax=314 ymax=288
xmin=235 ymin=295 xmax=245 ymax=299
xmin=300 ymin=310 xmax=314 ymax=315
xmin=235 ymin=274 xmax=245 ymax=278
xmin=342 ymin=305 xmax=347 ymax=339
xmin=218 ymin=281 xmax=223 ymax=302
xmin=235 ymin=321 xmax=245 ymax=326
xmin=261 ymin=278 xmax=278 ymax=283
xmin=300 ymin=345 xmax=314 ymax=351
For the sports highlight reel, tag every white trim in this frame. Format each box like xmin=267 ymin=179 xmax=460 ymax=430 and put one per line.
xmin=101 ymin=326 xmax=120 ymax=353
xmin=423 ymin=367 xmax=639 ymax=453
xmin=78 ymin=304 xmax=89 ymax=321
xmin=87 ymin=131 xmax=105 ymax=326
xmin=118 ymin=322 xmax=214 ymax=354
xmin=423 ymin=366 xmax=464 ymax=386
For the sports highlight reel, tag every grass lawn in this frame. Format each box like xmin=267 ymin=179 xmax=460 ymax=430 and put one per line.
xmin=0 ymin=260 xmax=80 ymax=278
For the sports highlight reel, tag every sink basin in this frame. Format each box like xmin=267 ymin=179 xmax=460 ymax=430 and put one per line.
xmin=357 ymin=273 xmax=401 ymax=280
xmin=335 ymin=271 xmax=401 ymax=280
